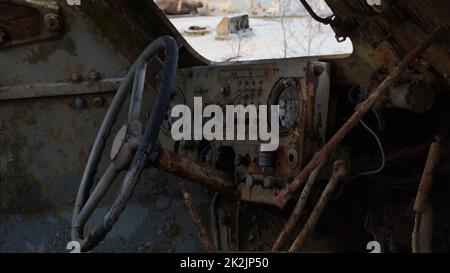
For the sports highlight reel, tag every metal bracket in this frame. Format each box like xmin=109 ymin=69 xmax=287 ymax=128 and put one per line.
xmin=0 ymin=0 xmax=62 ymax=49
xmin=0 ymin=77 xmax=125 ymax=101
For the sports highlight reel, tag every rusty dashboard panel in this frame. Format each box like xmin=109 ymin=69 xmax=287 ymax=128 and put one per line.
xmin=164 ymin=58 xmax=331 ymax=206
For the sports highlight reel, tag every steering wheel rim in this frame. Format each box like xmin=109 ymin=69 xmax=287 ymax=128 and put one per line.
xmin=71 ymin=36 xmax=179 ymax=252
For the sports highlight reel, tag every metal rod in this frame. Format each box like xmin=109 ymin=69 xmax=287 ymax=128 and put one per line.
xmin=180 ymin=181 xmax=217 ymax=253
xmin=299 ymin=0 xmax=334 ymax=25
xmin=274 ymin=26 xmax=442 ymax=209
xmin=289 ymin=160 xmax=349 ymax=252
xmin=272 ymin=156 xmax=326 ymax=251
xmin=210 ymin=193 xmax=221 ymax=249
xmin=412 ymin=136 xmax=446 ymax=253
xmin=157 ymin=149 xmax=235 ymax=194
xmin=411 ymin=213 xmax=421 ymax=252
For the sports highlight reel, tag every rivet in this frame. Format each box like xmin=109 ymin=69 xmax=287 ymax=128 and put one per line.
xmin=70 ymin=73 xmax=82 ymax=83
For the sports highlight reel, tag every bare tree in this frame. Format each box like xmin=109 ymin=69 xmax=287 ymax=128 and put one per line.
xmin=279 ymin=1 xmax=331 ymax=57
xmin=226 ymin=14 xmax=254 ymax=62
xmin=277 ymin=0 xmax=290 ymax=58
xmin=219 ymin=0 xmax=338 ymax=60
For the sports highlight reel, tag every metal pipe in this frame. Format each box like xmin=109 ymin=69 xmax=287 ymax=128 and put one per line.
xmin=274 ymin=26 xmax=442 ymax=209
xmin=289 ymin=160 xmax=350 ymax=252
xmin=180 ymin=181 xmax=217 ymax=253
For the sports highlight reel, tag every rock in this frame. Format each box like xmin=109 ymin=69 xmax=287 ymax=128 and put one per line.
xmin=216 ymin=17 xmax=230 ymax=37
xmin=216 ymin=14 xmax=251 ymax=38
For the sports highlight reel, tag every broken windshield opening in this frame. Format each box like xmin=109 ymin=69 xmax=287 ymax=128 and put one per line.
xmin=154 ymin=0 xmax=353 ymax=62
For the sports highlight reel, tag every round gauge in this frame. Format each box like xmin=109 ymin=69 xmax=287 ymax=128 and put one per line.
xmin=268 ymin=78 xmax=302 ymax=135
xmin=278 ymin=86 xmax=300 ymax=131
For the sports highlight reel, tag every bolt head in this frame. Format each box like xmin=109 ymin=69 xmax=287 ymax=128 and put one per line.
xmin=88 ymin=70 xmax=101 ymax=81
xmin=73 ymin=98 xmax=85 ymax=109
xmin=313 ymin=64 xmax=325 ymax=77
xmin=44 ymin=14 xmax=61 ymax=31
xmin=93 ymin=97 xmax=104 ymax=107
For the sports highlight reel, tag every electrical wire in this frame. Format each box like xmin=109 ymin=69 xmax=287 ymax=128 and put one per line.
xmin=353 ymin=119 xmax=386 ymax=178
xmin=372 ymin=109 xmax=385 ymax=132
xmin=332 ymin=118 xmax=386 ymax=200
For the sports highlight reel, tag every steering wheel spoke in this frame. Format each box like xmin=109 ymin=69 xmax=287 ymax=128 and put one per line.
xmin=74 ymin=163 xmax=120 ymax=231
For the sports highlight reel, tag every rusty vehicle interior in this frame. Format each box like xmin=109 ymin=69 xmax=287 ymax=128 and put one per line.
xmin=1 ymin=0 xmax=450 ymax=254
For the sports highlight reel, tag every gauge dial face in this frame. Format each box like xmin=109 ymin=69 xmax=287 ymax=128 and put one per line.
xmin=278 ymin=85 xmax=301 ymax=132
xmin=268 ymin=78 xmax=303 ymax=135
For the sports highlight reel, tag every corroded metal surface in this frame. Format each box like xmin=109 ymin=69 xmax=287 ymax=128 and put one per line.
xmin=179 ymin=181 xmax=217 ymax=253
xmin=0 ymin=0 xmax=62 ymax=49
xmin=323 ymin=0 xmax=450 ymax=86
xmin=79 ymin=0 xmax=208 ymax=67
xmin=274 ymin=27 xmax=441 ymax=209
xmin=289 ymin=160 xmax=350 ymax=252
xmin=1 ymin=0 xmax=449 ymax=254
xmin=272 ymin=155 xmax=326 ymax=252
xmin=0 ymin=1 xmax=205 ymax=253
xmin=172 ymin=59 xmax=330 ymax=206
xmin=157 ymin=150 xmax=235 ymax=194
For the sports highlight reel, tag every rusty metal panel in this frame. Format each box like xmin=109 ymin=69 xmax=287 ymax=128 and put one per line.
xmin=0 ymin=3 xmax=205 ymax=253
xmin=0 ymin=0 xmax=62 ymax=49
